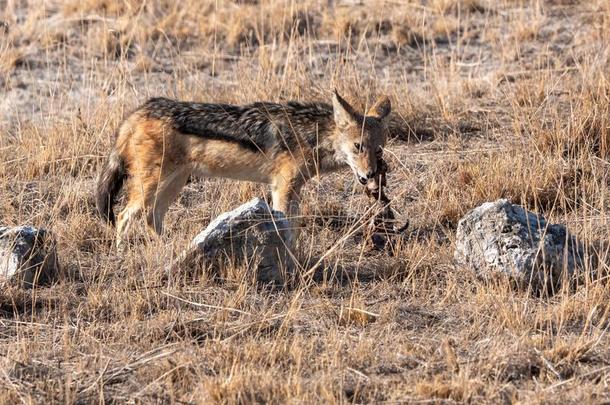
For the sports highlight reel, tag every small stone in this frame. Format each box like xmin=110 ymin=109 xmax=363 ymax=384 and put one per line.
xmin=0 ymin=226 xmax=60 ymax=288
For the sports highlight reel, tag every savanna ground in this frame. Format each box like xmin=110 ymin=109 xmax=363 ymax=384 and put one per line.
xmin=1 ymin=0 xmax=610 ymax=403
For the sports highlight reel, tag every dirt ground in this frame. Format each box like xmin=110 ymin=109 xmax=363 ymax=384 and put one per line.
xmin=1 ymin=0 xmax=609 ymax=403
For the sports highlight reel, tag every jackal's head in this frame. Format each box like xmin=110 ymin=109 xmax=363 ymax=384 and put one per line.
xmin=332 ymin=90 xmax=391 ymax=190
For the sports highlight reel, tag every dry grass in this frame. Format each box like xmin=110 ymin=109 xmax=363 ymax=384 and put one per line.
xmin=1 ymin=0 xmax=610 ymax=403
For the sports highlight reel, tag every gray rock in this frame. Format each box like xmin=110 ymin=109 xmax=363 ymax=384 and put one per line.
xmin=455 ymin=199 xmax=588 ymax=291
xmin=177 ymin=198 xmax=294 ymax=285
xmin=0 ymin=226 xmax=60 ymax=288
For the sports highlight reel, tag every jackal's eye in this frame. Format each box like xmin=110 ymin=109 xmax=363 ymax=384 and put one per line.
xmin=354 ymin=143 xmax=362 ymax=152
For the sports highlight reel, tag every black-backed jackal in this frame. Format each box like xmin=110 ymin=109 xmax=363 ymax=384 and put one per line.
xmin=95 ymin=90 xmax=391 ymax=247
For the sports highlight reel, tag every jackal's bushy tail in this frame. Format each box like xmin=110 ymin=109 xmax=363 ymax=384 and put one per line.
xmin=95 ymin=150 xmax=126 ymax=225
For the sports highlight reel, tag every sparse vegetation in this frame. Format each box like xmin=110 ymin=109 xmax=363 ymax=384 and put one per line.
xmin=1 ymin=0 xmax=609 ymax=403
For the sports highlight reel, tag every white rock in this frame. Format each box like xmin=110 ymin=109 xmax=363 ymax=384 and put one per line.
xmin=179 ymin=198 xmax=294 ymax=285
xmin=0 ymin=226 xmax=59 ymax=288
xmin=455 ymin=199 xmax=588 ymax=291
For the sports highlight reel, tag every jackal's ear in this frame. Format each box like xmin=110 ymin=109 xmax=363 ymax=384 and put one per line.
xmin=332 ymin=90 xmax=358 ymax=128
xmin=367 ymin=95 xmax=391 ymax=121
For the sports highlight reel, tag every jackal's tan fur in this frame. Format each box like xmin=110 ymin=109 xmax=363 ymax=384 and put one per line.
xmin=96 ymin=91 xmax=391 ymax=246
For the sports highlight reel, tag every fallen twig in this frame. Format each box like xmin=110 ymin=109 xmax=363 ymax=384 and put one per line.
xmin=162 ymin=291 xmax=252 ymax=316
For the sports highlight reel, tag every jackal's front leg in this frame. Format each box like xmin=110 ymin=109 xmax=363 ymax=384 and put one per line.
xmin=271 ymin=178 xmax=303 ymax=248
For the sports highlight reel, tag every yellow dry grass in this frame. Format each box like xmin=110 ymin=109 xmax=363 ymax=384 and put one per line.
xmin=1 ymin=0 xmax=609 ymax=403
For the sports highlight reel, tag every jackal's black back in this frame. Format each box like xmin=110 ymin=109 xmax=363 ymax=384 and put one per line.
xmin=141 ymin=97 xmax=333 ymax=154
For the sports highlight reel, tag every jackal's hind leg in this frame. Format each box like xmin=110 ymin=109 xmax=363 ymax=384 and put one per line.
xmin=115 ymin=167 xmax=190 ymax=248
xmin=144 ymin=167 xmax=191 ymax=235
xmin=116 ymin=203 xmax=142 ymax=248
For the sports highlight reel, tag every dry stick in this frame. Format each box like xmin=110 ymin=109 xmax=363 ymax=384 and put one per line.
xmin=103 ymin=346 xmax=179 ymax=385
xmin=544 ymin=365 xmax=610 ymax=391
xmin=341 ymin=307 xmax=380 ymax=319
xmin=162 ymin=291 xmax=252 ymax=316
xmin=0 ymin=318 xmax=77 ymax=330
xmin=221 ymin=313 xmax=290 ymax=343
xmin=534 ymin=348 xmax=563 ymax=381
xmin=347 ymin=367 xmax=370 ymax=381
xmin=79 ymin=346 xmax=179 ymax=395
